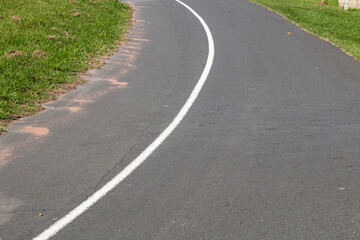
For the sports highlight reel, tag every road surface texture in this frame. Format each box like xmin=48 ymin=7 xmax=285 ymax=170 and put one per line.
xmin=1 ymin=0 xmax=360 ymax=239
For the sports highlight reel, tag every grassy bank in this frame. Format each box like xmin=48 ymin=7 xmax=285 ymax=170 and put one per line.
xmin=0 ymin=0 xmax=131 ymax=132
xmin=251 ymin=0 xmax=360 ymax=59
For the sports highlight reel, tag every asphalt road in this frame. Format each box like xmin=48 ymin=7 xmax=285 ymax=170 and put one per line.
xmin=1 ymin=0 xmax=360 ymax=239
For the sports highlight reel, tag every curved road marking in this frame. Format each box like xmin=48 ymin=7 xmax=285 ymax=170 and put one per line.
xmin=33 ymin=1 xmax=214 ymax=239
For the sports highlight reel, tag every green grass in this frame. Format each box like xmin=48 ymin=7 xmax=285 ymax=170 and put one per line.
xmin=0 ymin=0 xmax=131 ymax=130
xmin=251 ymin=0 xmax=360 ymax=59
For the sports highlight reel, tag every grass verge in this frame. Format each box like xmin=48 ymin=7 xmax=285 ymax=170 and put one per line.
xmin=250 ymin=0 xmax=360 ymax=60
xmin=0 ymin=0 xmax=132 ymax=133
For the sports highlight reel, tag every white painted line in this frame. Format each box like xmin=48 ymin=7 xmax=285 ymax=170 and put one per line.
xmin=33 ymin=1 xmax=214 ymax=239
